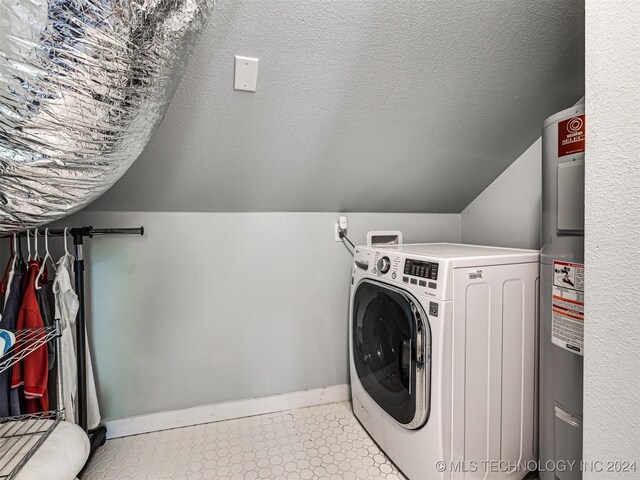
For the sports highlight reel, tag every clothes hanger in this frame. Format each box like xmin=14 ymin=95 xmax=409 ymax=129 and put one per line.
xmin=33 ymin=228 xmax=40 ymax=261
xmin=64 ymin=227 xmax=70 ymax=258
xmin=60 ymin=227 xmax=74 ymax=271
xmin=4 ymin=235 xmax=17 ymax=304
xmin=10 ymin=234 xmax=18 ymax=273
xmin=16 ymin=232 xmax=24 ymax=269
xmin=26 ymin=229 xmax=32 ymax=262
xmin=35 ymin=228 xmax=56 ymax=290
xmin=46 ymin=228 xmax=56 ymax=271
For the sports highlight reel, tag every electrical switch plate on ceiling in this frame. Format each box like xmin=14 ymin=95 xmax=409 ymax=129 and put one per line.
xmin=234 ymin=56 xmax=259 ymax=92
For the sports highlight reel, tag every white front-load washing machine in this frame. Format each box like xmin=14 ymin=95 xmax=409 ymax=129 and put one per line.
xmin=349 ymin=243 xmax=539 ymax=480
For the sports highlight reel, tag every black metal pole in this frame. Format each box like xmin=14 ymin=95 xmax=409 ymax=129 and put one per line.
xmin=1 ymin=226 xmax=144 ymax=239
xmin=73 ymin=233 xmax=88 ymax=432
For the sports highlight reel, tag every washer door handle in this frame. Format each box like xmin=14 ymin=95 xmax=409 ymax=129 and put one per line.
xmin=411 ymin=303 xmax=425 ymax=370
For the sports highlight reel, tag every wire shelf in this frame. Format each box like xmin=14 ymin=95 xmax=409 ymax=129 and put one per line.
xmin=0 ymin=327 xmax=59 ymax=375
xmin=0 ymin=411 xmax=62 ymax=479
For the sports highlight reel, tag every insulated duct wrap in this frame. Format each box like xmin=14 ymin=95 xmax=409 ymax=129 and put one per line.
xmin=0 ymin=0 xmax=213 ymax=234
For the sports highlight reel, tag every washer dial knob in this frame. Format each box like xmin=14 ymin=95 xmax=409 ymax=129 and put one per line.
xmin=377 ymin=256 xmax=391 ymax=274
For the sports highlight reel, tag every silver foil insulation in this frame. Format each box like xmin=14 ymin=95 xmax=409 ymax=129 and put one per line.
xmin=0 ymin=0 xmax=212 ymax=234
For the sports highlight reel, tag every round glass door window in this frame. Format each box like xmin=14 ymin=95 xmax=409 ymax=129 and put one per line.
xmin=352 ymin=280 xmax=429 ymax=427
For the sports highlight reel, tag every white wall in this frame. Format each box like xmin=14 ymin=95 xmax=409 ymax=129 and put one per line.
xmin=461 ymin=139 xmax=541 ymax=250
xmin=584 ymin=1 xmax=640 ymax=475
xmin=48 ymin=210 xmax=460 ymax=421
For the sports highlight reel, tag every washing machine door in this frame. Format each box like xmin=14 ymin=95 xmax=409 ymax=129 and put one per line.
xmin=352 ymin=279 xmax=431 ymax=429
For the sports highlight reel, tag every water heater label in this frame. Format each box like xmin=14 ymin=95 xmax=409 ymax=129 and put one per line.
xmin=552 ymin=261 xmax=584 ymax=355
xmin=558 ymin=114 xmax=586 ymax=157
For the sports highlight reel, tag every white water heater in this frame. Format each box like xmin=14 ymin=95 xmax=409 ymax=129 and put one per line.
xmin=539 ymin=102 xmax=585 ymax=480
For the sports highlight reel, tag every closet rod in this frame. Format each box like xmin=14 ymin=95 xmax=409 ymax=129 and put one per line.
xmin=2 ymin=226 xmax=144 ymax=238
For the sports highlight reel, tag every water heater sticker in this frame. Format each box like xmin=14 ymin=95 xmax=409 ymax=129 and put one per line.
xmin=552 ymin=261 xmax=584 ymax=355
xmin=558 ymin=114 xmax=586 ymax=157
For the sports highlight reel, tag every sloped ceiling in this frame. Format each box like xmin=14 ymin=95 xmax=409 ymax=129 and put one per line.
xmin=89 ymin=0 xmax=584 ymax=213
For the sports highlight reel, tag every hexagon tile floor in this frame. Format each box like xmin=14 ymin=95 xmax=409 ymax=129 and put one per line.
xmin=83 ymin=401 xmax=408 ymax=480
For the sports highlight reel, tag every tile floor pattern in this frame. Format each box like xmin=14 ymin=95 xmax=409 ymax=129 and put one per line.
xmin=83 ymin=402 xmax=408 ymax=480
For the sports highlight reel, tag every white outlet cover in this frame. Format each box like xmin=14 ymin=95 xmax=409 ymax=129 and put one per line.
xmin=234 ymin=56 xmax=259 ymax=92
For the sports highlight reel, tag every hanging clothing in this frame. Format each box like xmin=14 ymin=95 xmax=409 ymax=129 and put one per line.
xmin=36 ymin=278 xmax=56 ymax=370
xmin=53 ymin=255 xmax=77 ymax=423
xmin=37 ymin=276 xmax=58 ymax=411
xmin=0 ymin=266 xmax=25 ymax=417
xmin=11 ymin=261 xmax=49 ymax=413
xmin=54 ymin=254 xmax=101 ymax=427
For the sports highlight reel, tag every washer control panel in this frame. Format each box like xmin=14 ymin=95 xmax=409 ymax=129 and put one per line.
xmin=352 ymin=247 xmax=450 ymax=300
xmin=404 ymin=259 xmax=439 ymax=280
xmin=371 ymin=251 xmax=402 ymax=279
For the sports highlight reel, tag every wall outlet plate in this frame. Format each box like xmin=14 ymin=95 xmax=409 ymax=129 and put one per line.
xmin=234 ymin=56 xmax=259 ymax=92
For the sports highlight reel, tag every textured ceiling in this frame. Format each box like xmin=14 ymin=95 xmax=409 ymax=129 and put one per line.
xmin=89 ymin=0 xmax=585 ymax=213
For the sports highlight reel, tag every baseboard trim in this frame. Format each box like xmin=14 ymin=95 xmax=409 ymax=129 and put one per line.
xmin=104 ymin=384 xmax=351 ymax=439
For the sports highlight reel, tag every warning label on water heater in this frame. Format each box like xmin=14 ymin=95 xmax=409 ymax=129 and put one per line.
xmin=552 ymin=261 xmax=584 ymax=355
